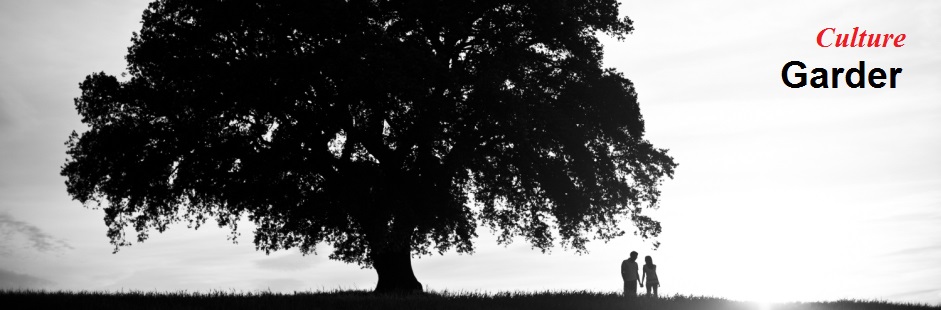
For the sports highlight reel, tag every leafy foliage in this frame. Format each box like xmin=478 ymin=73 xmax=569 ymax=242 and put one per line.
xmin=62 ymin=0 xmax=676 ymax=268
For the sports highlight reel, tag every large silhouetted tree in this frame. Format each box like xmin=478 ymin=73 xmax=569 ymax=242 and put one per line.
xmin=62 ymin=0 xmax=677 ymax=293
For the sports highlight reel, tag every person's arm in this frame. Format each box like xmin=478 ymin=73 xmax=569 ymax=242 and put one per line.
xmin=636 ymin=268 xmax=642 ymax=287
xmin=642 ymin=266 xmax=647 ymax=283
xmin=655 ymin=267 xmax=660 ymax=287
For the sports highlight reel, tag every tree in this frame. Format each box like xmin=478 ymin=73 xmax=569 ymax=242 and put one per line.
xmin=62 ymin=0 xmax=677 ymax=293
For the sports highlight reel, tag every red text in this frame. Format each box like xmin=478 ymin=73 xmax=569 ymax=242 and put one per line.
xmin=816 ymin=27 xmax=906 ymax=48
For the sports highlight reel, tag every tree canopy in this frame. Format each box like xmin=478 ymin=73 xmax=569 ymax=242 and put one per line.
xmin=62 ymin=0 xmax=677 ymax=292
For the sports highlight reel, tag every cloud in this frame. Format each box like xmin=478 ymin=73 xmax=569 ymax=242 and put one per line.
xmin=253 ymin=278 xmax=306 ymax=292
xmin=0 ymin=213 xmax=73 ymax=255
xmin=0 ymin=268 xmax=54 ymax=289
xmin=254 ymin=252 xmax=319 ymax=271
xmin=883 ymin=245 xmax=941 ymax=258
xmin=888 ymin=287 xmax=941 ymax=299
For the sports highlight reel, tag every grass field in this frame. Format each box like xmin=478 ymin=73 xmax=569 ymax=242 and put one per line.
xmin=1 ymin=290 xmax=937 ymax=310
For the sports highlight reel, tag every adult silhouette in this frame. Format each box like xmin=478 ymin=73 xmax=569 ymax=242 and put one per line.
xmin=643 ymin=255 xmax=660 ymax=297
xmin=621 ymin=251 xmax=642 ymax=298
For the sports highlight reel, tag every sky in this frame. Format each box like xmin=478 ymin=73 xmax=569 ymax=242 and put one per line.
xmin=1 ymin=0 xmax=939 ymax=305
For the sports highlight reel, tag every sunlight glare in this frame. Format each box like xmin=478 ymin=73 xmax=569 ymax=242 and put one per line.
xmin=756 ymin=301 xmax=773 ymax=310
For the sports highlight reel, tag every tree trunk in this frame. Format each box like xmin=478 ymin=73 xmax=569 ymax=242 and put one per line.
xmin=372 ymin=243 xmax=423 ymax=293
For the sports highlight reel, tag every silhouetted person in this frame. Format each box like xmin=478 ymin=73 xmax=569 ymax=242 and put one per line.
xmin=642 ymin=255 xmax=660 ymax=297
xmin=621 ymin=251 xmax=642 ymax=299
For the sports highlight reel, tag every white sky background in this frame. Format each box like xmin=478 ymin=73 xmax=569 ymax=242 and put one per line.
xmin=0 ymin=0 xmax=939 ymax=305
